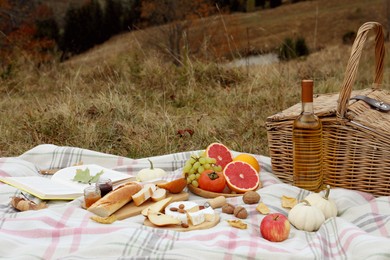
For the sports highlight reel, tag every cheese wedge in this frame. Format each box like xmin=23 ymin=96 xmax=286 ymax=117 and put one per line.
xmin=187 ymin=207 xmax=215 ymax=226
xmin=165 ymin=201 xmax=198 ymax=225
xmin=164 ymin=201 xmax=216 ymax=226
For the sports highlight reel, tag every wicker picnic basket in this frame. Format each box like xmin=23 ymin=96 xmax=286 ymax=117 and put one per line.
xmin=266 ymin=22 xmax=390 ymax=197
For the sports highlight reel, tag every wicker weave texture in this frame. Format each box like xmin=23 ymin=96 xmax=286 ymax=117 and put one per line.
xmin=266 ymin=22 xmax=390 ymax=197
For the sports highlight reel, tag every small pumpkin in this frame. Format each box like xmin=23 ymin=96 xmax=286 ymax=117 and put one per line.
xmin=304 ymin=185 xmax=337 ymax=219
xmin=288 ymin=200 xmax=325 ymax=232
xmin=198 ymin=170 xmax=226 ymax=193
xmin=136 ymin=159 xmax=167 ymax=182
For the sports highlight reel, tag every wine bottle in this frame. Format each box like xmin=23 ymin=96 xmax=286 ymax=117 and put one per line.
xmin=292 ymin=79 xmax=323 ymax=191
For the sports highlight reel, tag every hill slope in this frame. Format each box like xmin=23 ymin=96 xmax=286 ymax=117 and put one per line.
xmin=67 ymin=0 xmax=388 ymax=66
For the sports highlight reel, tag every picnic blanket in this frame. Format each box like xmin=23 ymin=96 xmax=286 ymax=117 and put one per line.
xmin=0 ymin=144 xmax=389 ymax=260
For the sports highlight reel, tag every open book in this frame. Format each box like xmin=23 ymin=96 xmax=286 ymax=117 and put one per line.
xmin=0 ymin=164 xmax=135 ymax=200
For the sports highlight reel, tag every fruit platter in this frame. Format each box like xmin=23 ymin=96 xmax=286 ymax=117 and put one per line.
xmin=85 ymin=142 xmax=265 ymax=230
xmin=182 ymin=143 xmax=262 ymax=198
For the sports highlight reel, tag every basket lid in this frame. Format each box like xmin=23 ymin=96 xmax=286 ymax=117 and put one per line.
xmin=266 ymin=88 xmax=390 ymax=135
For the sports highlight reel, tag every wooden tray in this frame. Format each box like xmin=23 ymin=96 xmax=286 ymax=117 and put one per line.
xmin=114 ymin=192 xmax=189 ymax=220
xmin=144 ymin=213 xmax=220 ymax=232
xmin=187 ymin=183 xmax=262 ymax=198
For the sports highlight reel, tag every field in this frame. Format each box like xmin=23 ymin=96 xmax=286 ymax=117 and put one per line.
xmin=0 ymin=0 xmax=389 ymax=158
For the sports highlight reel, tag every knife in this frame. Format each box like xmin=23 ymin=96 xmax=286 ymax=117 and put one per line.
xmin=204 ymin=196 xmax=226 ymax=209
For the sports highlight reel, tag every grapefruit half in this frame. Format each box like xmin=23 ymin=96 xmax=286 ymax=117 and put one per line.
xmin=205 ymin=143 xmax=233 ymax=170
xmin=223 ymin=161 xmax=260 ymax=193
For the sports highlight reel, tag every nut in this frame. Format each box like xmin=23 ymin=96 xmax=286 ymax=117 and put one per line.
xmin=243 ymin=191 xmax=260 ymax=204
xmin=234 ymin=206 xmax=248 ymax=219
xmin=222 ymin=203 xmax=235 ymax=214
xmin=181 ymin=223 xmax=189 ymax=228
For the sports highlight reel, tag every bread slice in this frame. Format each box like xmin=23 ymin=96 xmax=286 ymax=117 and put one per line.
xmin=88 ymin=182 xmax=142 ymax=217
xmin=151 ymin=188 xmax=167 ymax=202
xmin=132 ymin=183 xmax=156 ymax=206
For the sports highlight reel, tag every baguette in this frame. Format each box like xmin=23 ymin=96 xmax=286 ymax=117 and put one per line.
xmin=88 ymin=182 xmax=142 ymax=217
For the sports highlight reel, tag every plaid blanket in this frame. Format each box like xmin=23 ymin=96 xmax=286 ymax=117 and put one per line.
xmin=0 ymin=144 xmax=389 ymax=259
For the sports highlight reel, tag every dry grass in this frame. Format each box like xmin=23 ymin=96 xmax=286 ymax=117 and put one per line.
xmin=1 ymin=0 xmax=389 ymax=158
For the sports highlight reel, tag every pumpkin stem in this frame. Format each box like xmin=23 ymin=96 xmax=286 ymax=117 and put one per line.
xmin=147 ymin=159 xmax=154 ymax=170
xmin=302 ymin=199 xmax=311 ymax=206
xmin=324 ymin=185 xmax=331 ymax=200
xmin=207 ymin=171 xmax=220 ymax=180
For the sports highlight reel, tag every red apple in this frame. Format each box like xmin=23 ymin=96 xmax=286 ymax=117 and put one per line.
xmin=260 ymin=213 xmax=290 ymax=242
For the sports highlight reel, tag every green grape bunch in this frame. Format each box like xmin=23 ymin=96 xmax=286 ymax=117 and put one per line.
xmin=182 ymin=151 xmax=223 ymax=188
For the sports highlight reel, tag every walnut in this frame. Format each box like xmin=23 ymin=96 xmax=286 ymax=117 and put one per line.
xmin=243 ymin=191 xmax=260 ymax=204
xmin=222 ymin=203 xmax=235 ymax=214
xmin=234 ymin=206 xmax=248 ymax=219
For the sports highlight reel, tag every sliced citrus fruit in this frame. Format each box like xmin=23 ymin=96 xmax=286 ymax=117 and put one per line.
xmin=233 ymin=154 xmax=260 ymax=173
xmin=205 ymin=142 xmax=233 ymax=170
xmin=223 ymin=161 xmax=260 ymax=193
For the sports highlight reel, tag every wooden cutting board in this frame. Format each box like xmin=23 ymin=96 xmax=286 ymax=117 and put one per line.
xmin=114 ymin=192 xmax=189 ymax=220
xmin=144 ymin=213 xmax=220 ymax=232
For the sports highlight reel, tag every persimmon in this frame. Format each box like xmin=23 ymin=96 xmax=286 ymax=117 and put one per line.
xmin=198 ymin=170 xmax=226 ymax=193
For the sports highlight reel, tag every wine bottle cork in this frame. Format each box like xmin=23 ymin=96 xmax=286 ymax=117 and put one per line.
xmin=301 ymin=79 xmax=314 ymax=102
xmin=204 ymin=196 xmax=226 ymax=209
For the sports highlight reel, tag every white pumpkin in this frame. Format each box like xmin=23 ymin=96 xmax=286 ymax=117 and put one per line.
xmin=136 ymin=159 xmax=167 ymax=182
xmin=288 ymin=200 xmax=325 ymax=232
xmin=304 ymin=185 xmax=337 ymax=219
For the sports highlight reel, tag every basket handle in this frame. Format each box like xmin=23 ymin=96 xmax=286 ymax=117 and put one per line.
xmin=337 ymin=22 xmax=385 ymax=118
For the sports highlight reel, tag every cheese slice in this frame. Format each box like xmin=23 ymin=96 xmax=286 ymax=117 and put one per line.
xmin=165 ymin=201 xmax=198 ymax=225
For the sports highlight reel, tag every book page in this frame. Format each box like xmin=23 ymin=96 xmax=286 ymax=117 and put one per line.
xmin=0 ymin=176 xmax=81 ymax=200
xmin=51 ymin=164 xmax=135 ymax=190
xmin=0 ymin=164 xmax=135 ymax=200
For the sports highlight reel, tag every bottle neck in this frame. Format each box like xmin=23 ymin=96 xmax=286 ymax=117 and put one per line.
xmin=301 ymin=79 xmax=314 ymax=113
xmin=301 ymin=102 xmax=314 ymax=114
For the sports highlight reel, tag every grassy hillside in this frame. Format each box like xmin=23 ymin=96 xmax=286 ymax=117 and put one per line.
xmin=68 ymin=0 xmax=388 ymax=65
xmin=0 ymin=0 xmax=389 ymax=158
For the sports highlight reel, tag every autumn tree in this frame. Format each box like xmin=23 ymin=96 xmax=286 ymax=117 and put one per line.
xmin=255 ymin=0 xmax=266 ymax=8
xmin=34 ymin=3 xmax=59 ymax=51
xmin=60 ymin=0 xmax=104 ymax=58
xmin=228 ymin=0 xmax=247 ymax=12
xmin=122 ymin=0 xmax=142 ymax=30
xmin=1 ymin=0 xmax=34 ymax=67
xmin=0 ymin=1 xmax=59 ymax=73
xmin=269 ymin=0 xmax=282 ymax=8
xmin=59 ymin=0 xmax=142 ymax=59
xmin=102 ymin=0 xmax=122 ymax=39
